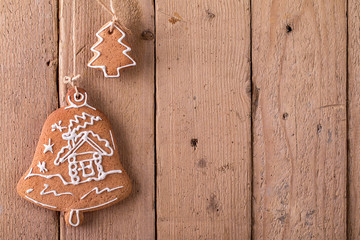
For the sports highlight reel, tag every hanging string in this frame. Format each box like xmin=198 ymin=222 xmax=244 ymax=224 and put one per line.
xmin=63 ymin=0 xmax=80 ymax=97
xmin=109 ymin=0 xmax=117 ymax=33
xmin=95 ymin=0 xmax=130 ymax=34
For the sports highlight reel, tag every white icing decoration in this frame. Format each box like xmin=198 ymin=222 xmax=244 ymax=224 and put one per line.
xmin=109 ymin=130 xmax=116 ymax=150
xmin=37 ymin=161 xmax=48 ymax=173
xmin=80 ymin=186 xmax=123 ymax=200
xmin=25 ymin=168 xmax=122 ymax=186
xmin=24 ymin=99 xmax=124 ymax=216
xmin=68 ymin=210 xmax=80 ymax=227
xmin=54 ymin=128 xmax=116 ymax=184
xmin=40 ymin=184 xmax=73 ymax=197
xmin=61 ymin=112 xmax=102 ymax=144
xmin=65 ymin=92 xmax=96 ymax=110
xmin=25 ymin=195 xmax=57 ymax=209
xmin=74 ymin=93 xmax=84 ymax=102
xmin=68 ymin=198 xmax=118 ymax=227
xmin=87 ymin=22 xmax=136 ymax=78
xmin=51 ymin=120 xmax=67 ymax=132
xmin=26 ymin=189 xmax=33 ymax=193
xmin=43 ymin=138 xmax=54 ymax=154
xmin=44 ymin=111 xmax=120 ymax=185
xmin=25 ymin=167 xmax=67 ymax=184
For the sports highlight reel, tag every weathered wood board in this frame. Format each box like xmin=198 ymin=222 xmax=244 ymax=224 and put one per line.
xmin=252 ymin=0 xmax=347 ymax=239
xmin=0 ymin=0 xmax=354 ymax=239
xmin=59 ymin=0 xmax=155 ymax=239
xmin=348 ymin=0 xmax=360 ymax=238
xmin=0 ymin=0 xmax=59 ymax=239
xmin=155 ymin=0 xmax=252 ymax=239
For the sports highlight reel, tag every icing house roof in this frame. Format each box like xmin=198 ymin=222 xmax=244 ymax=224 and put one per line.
xmin=54 ymin=131 xmax=113 ymax=165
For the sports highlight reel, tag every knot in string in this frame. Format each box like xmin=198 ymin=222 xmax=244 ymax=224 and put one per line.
xmin=95 ymin=0 xmax=131 ymax=35
xmin=64 ymin=74 xmax=80 ymax=97
xmin=64 ymin=74 xmax=81 ymax=85
xmin=109 ymin=17 xmax=131 ymax=35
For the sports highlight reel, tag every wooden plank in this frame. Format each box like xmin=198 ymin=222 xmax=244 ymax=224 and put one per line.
xmin=59 ymin=0 xmax=155 ymax=239
xmin=348 ymin=0 xmax=360 ymax=238
xmin=0 ymin=0 xmax=59 ymax=239
xmin=156 ymin=1 xmax=251 ymax=239
xmin=252 ymin=0 xmax=347 ymax=239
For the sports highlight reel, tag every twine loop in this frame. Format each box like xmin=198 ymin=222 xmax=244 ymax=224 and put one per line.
xmin=96 ymin=0 xmax=131 ymax=35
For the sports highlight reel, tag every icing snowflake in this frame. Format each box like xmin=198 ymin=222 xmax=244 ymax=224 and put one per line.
xmin=37 ymin=161 xmax=48 ymax=173
xmin=43 ymin=138 xmax=54 ymax=154
xmin=51 ymin=121 xmax=67 ymax=132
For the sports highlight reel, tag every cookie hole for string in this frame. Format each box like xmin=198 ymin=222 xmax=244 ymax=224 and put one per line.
xmin=74 ymin=92 xmax=84 ymax=102
xmin=108 ymin=20 xmax=116 ymax=34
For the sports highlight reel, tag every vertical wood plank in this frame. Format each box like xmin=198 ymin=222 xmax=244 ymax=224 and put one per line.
xmin=348 ymin=0 xmax=360 ymax=238
xmin=59 ymin=0 xmax=155 ymax=239
xmin=156 ymin=1 xmax=251 ymax=239
xmin=252 ymin=0 xmax=347 ymax=239
xmin=0 ymin=0 xmax=59 ymax=239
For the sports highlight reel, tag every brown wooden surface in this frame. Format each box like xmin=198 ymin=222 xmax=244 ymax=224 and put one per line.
xmin=0 ymin=0 xmax=356 ymax=239
xmin=58 ymin=0 xmax=155 ymax=239
xmin=252 ymin=0 xmax=347 ymax=239
xmin=349 ymin=0 xmax=360 ymax=239
xmin=0 ymin=0 xmax=59 ymax=239
xmin=155 ymin=0 xmax=252 ymax=239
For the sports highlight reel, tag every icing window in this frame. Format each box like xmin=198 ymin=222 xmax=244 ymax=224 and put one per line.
xmin=78 ymin=160 xmax=96 ymax=178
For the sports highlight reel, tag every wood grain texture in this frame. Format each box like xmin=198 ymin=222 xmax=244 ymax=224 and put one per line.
xmin=252 ymin=0 xmax=347 ymax=239
xmin=59 ymin=0 xmax=155 ymax=239
xmin=348 ymin=0 xmax=360 ymax=238
xmin=155 ymin=1 xmax=251 ymax=239
xmin=0 ymin=0 xmax=354 ymax=238
xmin=0 ymin=0 xmax=59 ymax=239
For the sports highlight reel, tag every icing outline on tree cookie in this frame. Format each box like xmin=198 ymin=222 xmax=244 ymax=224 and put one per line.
xmin=87 ymin=22 xmax=136 ymax=78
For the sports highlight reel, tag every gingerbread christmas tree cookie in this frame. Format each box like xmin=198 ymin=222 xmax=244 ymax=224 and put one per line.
xmin=88 ymin=21 xmax=136 ymax=77
xmin=17 ymin=88 xmax=132 ymax=227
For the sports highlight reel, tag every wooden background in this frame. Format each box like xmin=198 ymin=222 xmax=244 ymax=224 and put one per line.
xmin=0 ymin=0 xmax=356 ymax=239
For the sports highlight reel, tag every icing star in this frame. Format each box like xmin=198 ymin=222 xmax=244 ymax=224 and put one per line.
xmin=37 ymin=161 xmax=48 ymax=173
xmin=43 ymin=138 xmax=54 ymax=154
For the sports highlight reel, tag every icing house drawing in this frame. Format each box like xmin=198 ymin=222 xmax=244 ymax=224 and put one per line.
xmin=53 ymin=112 xmax=114 ymax=184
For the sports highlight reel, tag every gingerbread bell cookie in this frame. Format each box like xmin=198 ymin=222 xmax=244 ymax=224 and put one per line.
xmin=88 ymin=21 xmax=136 ymax=77
xmin=17 ymin=88 xmax=132 ymax=227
